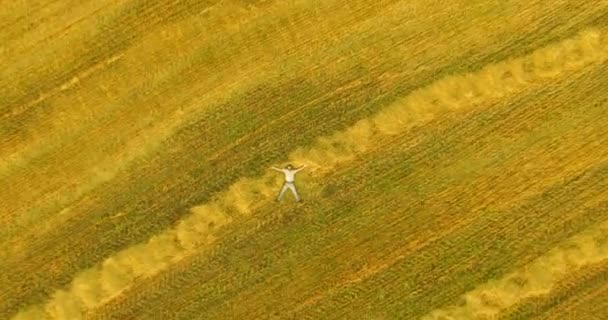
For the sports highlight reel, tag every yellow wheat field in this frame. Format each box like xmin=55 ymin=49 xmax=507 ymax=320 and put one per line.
xmin=2 ymin=1 xmax=608 ymax=319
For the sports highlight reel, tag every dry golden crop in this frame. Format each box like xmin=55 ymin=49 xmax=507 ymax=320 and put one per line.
xmin=2 ymin=1 xmax=608 ymax=319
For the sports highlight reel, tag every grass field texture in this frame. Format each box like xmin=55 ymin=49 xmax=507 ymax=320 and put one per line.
xmin=1 ymin=0 xmax=608 ymax=319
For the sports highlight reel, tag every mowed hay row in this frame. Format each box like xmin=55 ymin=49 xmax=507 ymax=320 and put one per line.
xmin=0 ymin=0 xmax=347 ymax=218
xmin=213 ymin=48 xmax=608 ymax=319
xmin=4 ymin=0 xmax=608 ymax=282
xmin=498 ymin=261 xmax=608 ymax=319
xmin=235 ymin=69 xmax=608 ymax=320
xmin=0 ymin=60 xmax=270 ymax=241
xmin=4 ymin=0 xmax=608 ymax=318
xmin=292 ymin=27 xmax=608 ymax=168
xmin=0 ymin=0 xmax=393 ymax=163
xmin=89 ymin=67 xmax=608 ymax=320
xmin=0 ymin=23 xmax=274 ymax=234
xmin=421 ymin=220 xmax=608 ymax=320
xmin=0 ymin=0 xmax=363 ymax=244
xmin=4 ymin=0 xmax=607 ymax=183
xmin=286 ymin=176 xmax=608 ymax=318
xmin=0 ymin=0 xmax=481 ymax=243
xmin=10 ymin=27 xmax=608 ymax=320
xmin=371 ymin=28 xmax=608 ymax=135
xmin=0 ymin=0 xmax=322 ymax=221
xmin=9 ymin=168 xmax=281 ymax=320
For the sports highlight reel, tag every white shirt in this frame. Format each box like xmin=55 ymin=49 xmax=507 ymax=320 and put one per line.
xmin=280 ymin=169 xmax=298 ymax=182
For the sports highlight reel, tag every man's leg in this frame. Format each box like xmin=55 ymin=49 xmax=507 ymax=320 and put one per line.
xmin=276 ymin=183 xmax=289 ymax=201
xmin=288 ymin=183 xmax=301 ymax=202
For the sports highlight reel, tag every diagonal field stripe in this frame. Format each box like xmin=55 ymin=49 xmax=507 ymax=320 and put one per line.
xmin=419 ymin=219 xmax=608 ymax=320
xmin=10 ymin=27 xmax=608 ymax=320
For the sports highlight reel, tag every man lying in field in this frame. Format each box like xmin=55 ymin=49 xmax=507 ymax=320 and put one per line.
xmin=271 ymin=164 xmax=306 ymax=202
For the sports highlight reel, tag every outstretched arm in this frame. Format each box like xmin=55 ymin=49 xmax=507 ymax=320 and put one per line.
xmin=271 ymin=166 xmax=282 ymax=171
xmin=295 ymin=164 xmax=307 ymax=172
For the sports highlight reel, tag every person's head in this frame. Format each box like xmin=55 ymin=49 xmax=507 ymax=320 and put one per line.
xmin=285 ymin=164 xmax=293 ymax=170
